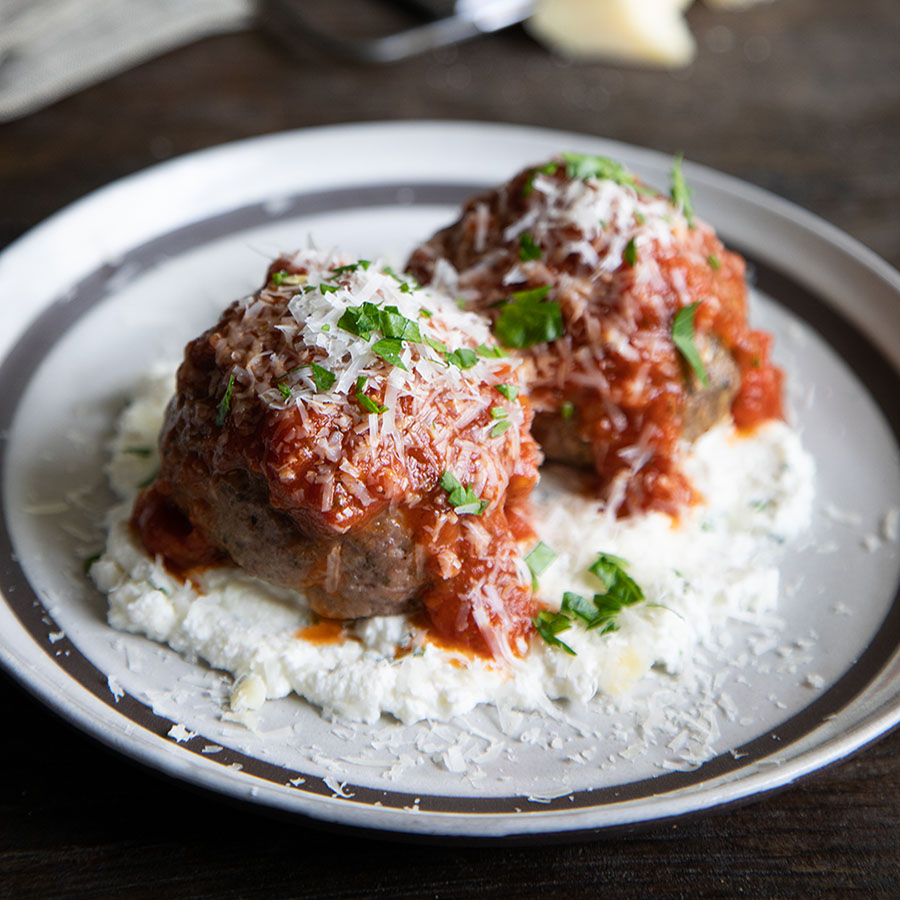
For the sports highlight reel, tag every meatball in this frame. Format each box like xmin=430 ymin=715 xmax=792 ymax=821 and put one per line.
xmin=407 ymin=154 xmax=782 ymax=515
xmin=133 ymin=251 xmax=540 ymax=657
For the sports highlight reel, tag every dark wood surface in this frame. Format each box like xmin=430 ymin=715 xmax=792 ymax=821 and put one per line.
xmin=2 ymin=0 xmax=899 ymax=896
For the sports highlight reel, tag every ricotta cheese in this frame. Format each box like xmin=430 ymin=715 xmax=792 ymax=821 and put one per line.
xmin=92 ymin=364 xmax=815 ymax=725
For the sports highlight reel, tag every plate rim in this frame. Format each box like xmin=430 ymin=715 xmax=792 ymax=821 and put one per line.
xmin=2 ymin=120 xmax=900 ymax=839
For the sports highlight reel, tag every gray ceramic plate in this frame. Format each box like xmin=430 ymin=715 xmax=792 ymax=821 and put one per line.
xmin=2 ymin=122 xmax=900 ymax=840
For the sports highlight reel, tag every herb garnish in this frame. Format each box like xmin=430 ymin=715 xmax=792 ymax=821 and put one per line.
xmin=490 ymin=421 xmax=511 ymax=438
xmin=525 ymin=541 xmax=557 ymax=586
xmin=215 ymin=373 xmax=235 ymax=426
xmin=445 ymin=347 xmax=478 ymax=369
xmin=310 ymin=363 xmax=336 ymax=392
xmin=533 ymin=610 xmax=575 ymax=655
xmin=672 ymin=302 xmax=709 ymax=387
xmin=123 ymin=446 xmax=153 ymax=457
xmin=533 ymin=552 xmax=647 ymax=653
xmin=490 ymin=406 xmax=507 ymax=420
xmin=355 ymin=376 xmax=387 ymax=415
xmin=493 ymin=285 xmax=563 ymax=349
xmin=371 ymin=337 xmax=408 ymax=370
xmin=495 ymin=384 xmax=519 ymax=402
xmin=560 ymin=401 xmax=575 ymax=420
xmin=519 ymin=232 xmax=541 ymax=261
xmin=707 ymin=254 xmax=721 ymax=270
xmin=276 ymin=382 xmax=293 ymax=401
xmin=670 ymin=153 xmax=694 ymax=226
xmin=476 ymin=343 xmax=507 ymax=358
xmin=440 ymin=471 xmax=488 ymax=516
xmin=624 ymin=236 xmax=638 ymax=266
xmin=271 ymin=270 xmax=288 ymax=285
xmin=522 ymin=162 xmax=559 ymax=197
xmin=561 ymin=152 xmax=648 ymax=193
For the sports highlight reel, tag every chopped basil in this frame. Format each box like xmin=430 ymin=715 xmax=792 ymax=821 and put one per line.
xmin=670 ymin=153 xmax=695 ymax=226
xmin=439 ymin=471 xmax=488 ymax=515
xmin=707 ymin=254 xmax=721 ymax=270
xmin=490 ymin=406 xmax=508 ymax=420
xmin=490 ymin=420 xmax=511 ymax=438
xmin=519 ymin=232 xmax=541 ymax=261
xmin=310 ymin=363 xmax=336 ymax=392
xmin=495 ymin=384 xmax=519 ymax=402
xmin=355 ymin=376 xmax=387 ymax=415
xmin=493 ymin=285 xmax=563 ymax=349
xmin=215 ymin=373 xmax=235 ymax=426
xmin=560 ymin=400 xmax=575 ymax=420
xmin=624 ymin=237 xmax=638 ymax=266
xmin=371 ymin=337 xmax=407 ymax=370
xmin=445 ymin=347 xmax=478 ymax=369
xmin=672 ymin=302 xmax=710 ymax=388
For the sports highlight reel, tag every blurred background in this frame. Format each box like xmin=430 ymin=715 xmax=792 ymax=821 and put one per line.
xmin=2 ymin=1 xmax=899 ymax=897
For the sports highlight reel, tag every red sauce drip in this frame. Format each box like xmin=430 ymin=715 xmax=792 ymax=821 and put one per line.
xmin=295 ymin=619 xmax=347 ymax=645
xmin=130 ymin=484 xmax=226 ymax=577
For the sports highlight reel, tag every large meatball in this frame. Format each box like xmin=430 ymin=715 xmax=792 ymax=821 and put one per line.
xmin=132 ymin=251 xmax=540 ymax=658
xmin=407 ymin=154 xmax=783 ymax=516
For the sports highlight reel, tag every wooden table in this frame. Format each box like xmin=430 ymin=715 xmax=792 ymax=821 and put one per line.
xmin=2 ymin=1 xmax=899 ymax=896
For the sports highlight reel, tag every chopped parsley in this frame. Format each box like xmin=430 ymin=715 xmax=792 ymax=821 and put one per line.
xmin=424 ymin=335 xmax=449 ymax=355
xmin=519 ymin=232 xmax=541 ymax=261
xmin=493 ymin=285 xmax=563 ymax=349
xmin=522 ymin=161 xmax=559 ymax=197
xmin=561 ymin=152 xmax=646 ymax=193
xmin=445 ymin=347 xmax=478 ymax=369
xmin=330 ymin=260 xmax=370 ymax=275
xmin=355 ymin=376 xmax=387 ymax=415
xmin=495 ymin=384 xmax=519 ymax=402
xmin=533 ymin=551 xmax=647 ymax=653
xmin=338 ymin=302 xmax=382 ymax=339
xmin=439 ymin=471 xmax=488 ymax=515
xmin=672 ymin=302 xmax=710 ymax=388
xmin=215 ymin=373 xmax=235 ymax=426
xmin=525 ymin=541 xmax=557 ymax=579
xmin=624 ymin=236 xmax=638 ymax=266
xmin=533 ymin=610 xmax=575 ymax=655
xmin=371 ymin=337 xmax=408 ymax=370
xmin=670 ymin=153 xmax=695 ymax=226
xmin=476 ymin=343 xmax=507 ymax=358
xmin=310 ymin=363 xmax=336 ymax=392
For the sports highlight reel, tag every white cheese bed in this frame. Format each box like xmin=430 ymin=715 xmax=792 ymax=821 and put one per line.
xmin=92 ymin=364 xmax=815 ymax=729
